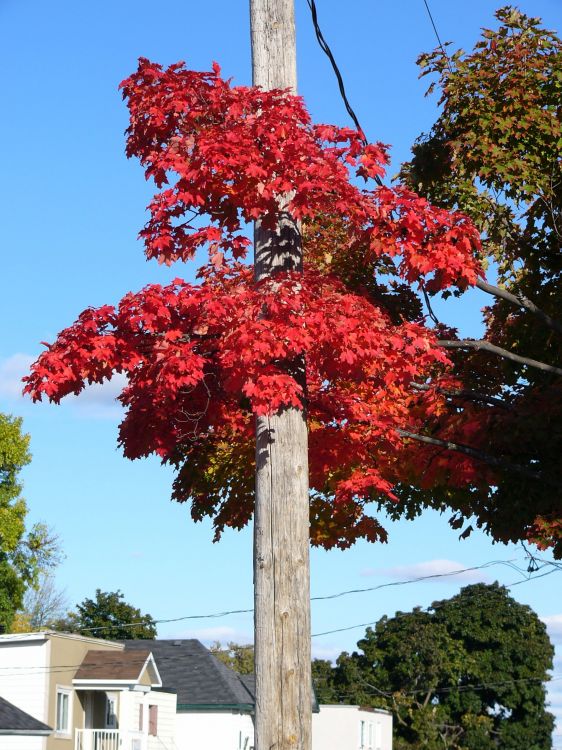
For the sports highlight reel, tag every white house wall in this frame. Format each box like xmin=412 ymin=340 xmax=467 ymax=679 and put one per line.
xmin=175 ymin=711 xmax=254 ymax=750
xmin=0 ymin=736 xmax=45 ymax=750
xmin=0 ymin=636 xmax=50 ymax=738
xmin=146 ymin=690 xmax=177 ymax=750
xmin=312 ymin=705 xmax=393 ymax=750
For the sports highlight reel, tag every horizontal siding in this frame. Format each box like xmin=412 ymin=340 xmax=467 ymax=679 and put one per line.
xmin=0 ymin=640 xmax=49 ymax=726
xmin=175 ymin=712 xmax=254 ymax=750
xmin=146 ymin=691 xmax=177 ymax=750
xmin=0 ymin=736 xmax=45 ymax=750
xmin=312 ymin=705 xmax=393 ymax=750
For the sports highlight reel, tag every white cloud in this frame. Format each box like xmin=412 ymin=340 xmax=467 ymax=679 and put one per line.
xmin=543 ymin=615 xmax=562 ymax=645
xmin=311 ymin=644 xmax=344 ymax=663
xmin=361 ymin=558 xmax=491 ymax=584
xmin=0 ymin=353 xmax=34 ymax=398
xmin=0 ymin=353 xmax=126 ymax=419
xmin=68 ymin=373 xmax=127 ymax=418
xmin=175 ymin=625 xmax=253 ymax=646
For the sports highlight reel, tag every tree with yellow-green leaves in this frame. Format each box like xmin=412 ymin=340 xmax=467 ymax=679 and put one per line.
xmin=0 ymin=413 xmax=61 ymax=630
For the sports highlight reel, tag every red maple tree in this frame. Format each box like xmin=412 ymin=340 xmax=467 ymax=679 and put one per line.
xmin=25 ymin=59 xmax=489 ymax=549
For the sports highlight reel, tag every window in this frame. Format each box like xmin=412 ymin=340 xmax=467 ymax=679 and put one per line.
xmin=56 ymin=688 xmax=71 ymax=735
xmin=359 ymin=719 xmax=366 ymax=749
xmin=105 ymin=694 xmax=117 ymax=728
xmin=139 ymin=703 xmax=144 ymax=731
xmin=148 ymin=704 xmax=158 ymax=736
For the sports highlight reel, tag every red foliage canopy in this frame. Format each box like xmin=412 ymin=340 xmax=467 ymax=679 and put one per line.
xmin=24 ymin=59 xmax=484 ymax=548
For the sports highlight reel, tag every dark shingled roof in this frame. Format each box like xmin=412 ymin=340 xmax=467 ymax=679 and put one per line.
xmin=75 ymin=650 xmax=152 ymax=680
xmin=122 ymin=639 xmax=254 ymax=710
xmin=0 ymin=696 xmax=51 ymax=734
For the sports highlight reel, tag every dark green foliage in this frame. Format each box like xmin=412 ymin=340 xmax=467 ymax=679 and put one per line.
xmin=323 ymin=584 xmax=554 ymax=749
xmin=311 ymin=659 xmax=340 ymax=703
xmin=399 ymin=6 xmax=562 ymax=555
xmin=55 ymin=589 xmax=157 ymax=639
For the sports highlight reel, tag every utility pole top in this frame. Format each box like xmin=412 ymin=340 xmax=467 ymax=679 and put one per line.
xmin=250 ymin=0 xmax=297 ymax=92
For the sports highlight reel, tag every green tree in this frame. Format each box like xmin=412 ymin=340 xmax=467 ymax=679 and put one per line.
xmin=210 ymin=641 xmax=255 ymax=675
xmin=311 ymin=659 xmax=340 ymax=703
xmin=327 ymin=584 xmax=554 ymax=750
xmin=399 ymin=6 xmax=562 ymax=555
xmin=0 ymin=413 xmax=60 ymax=630
xmin=433 ymin=584 xmax=555 ymax=750
xmin=55 ymin=589 xmax=157 ymax=639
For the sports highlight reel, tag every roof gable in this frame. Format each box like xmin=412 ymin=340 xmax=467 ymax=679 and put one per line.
xmin=74 ymin=650 xmax=161 ymax=687
xmin=122 ymin=639 xmax=253 ymax=709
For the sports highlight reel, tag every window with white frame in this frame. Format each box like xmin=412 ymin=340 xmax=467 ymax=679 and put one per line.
xmin=56 ymin=687 xmax=71 ymax=735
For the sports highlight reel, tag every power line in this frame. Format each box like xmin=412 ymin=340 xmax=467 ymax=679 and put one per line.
xmin=311 ymin=562 xmax=562 ymax=637
xmin=0 ymin=645 xmax=559 ymax=694
xmin=3 ymin=557 xmax=530 ymax=639
xmin=421 ymin=0 xmax=453 ymax=73
xmin=310 ymin=559 xmax=526 ymax=602
xmin=305 ymin=0 xmax=366 ymax=141
xmin=317 ymin=673 xmax=562 ymax=701
xmin=1 ymin=556 xmax=559 ymax=670
xmin=0 ymin=635 xmax=560 ymax=689
xmin=304 ymin=0 xmax=383 ymax=187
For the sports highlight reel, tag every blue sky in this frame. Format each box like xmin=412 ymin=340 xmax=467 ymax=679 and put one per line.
xmin=1 ymin=0 xmax=562 ymax=740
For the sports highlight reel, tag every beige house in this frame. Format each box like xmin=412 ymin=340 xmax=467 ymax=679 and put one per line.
xmin=0 ymin=631 xmax=177 ymax=750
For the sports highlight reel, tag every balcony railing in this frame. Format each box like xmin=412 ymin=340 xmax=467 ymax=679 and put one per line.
xmin=75 ymin=729 xmax=145 ymax=750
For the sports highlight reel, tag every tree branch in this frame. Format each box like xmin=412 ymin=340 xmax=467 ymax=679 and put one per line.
xmin=422 ymin=689 xmax=434 ymax=709
xmin=475 ymin=279 xmax=562 ymax=336
xmin=397 ymin=429 xmax=542 ymax=480
xmin=439 ymin=339 xmax=562 ymax=376
xmin=410 ymin=382 xmax=509 ymax=409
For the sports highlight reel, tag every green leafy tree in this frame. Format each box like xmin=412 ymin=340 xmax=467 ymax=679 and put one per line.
xmin=399 ymin=6 xmax=562 ymax=554
xmin=432 ymin=584 xmax=555 ymax=750
xmin=326 ymin=584 xmax=554 ymax=750
xmin=0 ymin=413 xmax=61 ymax=630
xmin=56 ymin=589 xmax=157 ymax=639
xmin=210 ymin=641 xmax=255 ymax=674
xmin=311 ymin=659 xmax=340 ymax=703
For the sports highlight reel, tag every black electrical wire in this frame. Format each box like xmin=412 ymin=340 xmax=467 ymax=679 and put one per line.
xmin=305 ymin=0 xmax=384 ymax=187
xmin=421 ymin=0 xmax=454 ymax=73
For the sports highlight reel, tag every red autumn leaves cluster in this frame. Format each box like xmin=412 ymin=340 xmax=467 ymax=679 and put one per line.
xmin=121 ymin=59 xmax=480 ymax=290
xmin=24 ymin=59 xmax=484 ymax=547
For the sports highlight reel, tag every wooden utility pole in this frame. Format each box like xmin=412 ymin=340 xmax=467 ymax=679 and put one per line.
xmin=250 ymin=2 xmax=312 ymax=749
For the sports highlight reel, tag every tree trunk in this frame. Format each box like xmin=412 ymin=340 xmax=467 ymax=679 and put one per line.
xmin=250 ymin=2 xmax=312 ymax=750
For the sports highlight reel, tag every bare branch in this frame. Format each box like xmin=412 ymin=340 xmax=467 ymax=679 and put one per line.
xmin=410 ymin=382 xmax=510 ymax=409
xmin=475 ymin=279 xmax=562 ymax=336
xmin=439 ymin=339 xmax=562 ymax=376
xmin=421 ymin=284 xmax=441 ymax=326
xmin=397 ymin=429 xmax=542 ymax=480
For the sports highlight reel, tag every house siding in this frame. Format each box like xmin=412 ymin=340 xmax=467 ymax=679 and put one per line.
xmin=0 ymin=737 xmax=46 ymax=750
xmin=46 ymin=633 xmax=123 ymax=750
xmin=175 ymin=710 xmax=254 ymax=750
xmin=146 ymin=691 xmax=177 ymax=750
xmin=312 ymin=705 xmax=393 ymax=750
xmin=0 ymin=636 xmax=49 ymax=750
